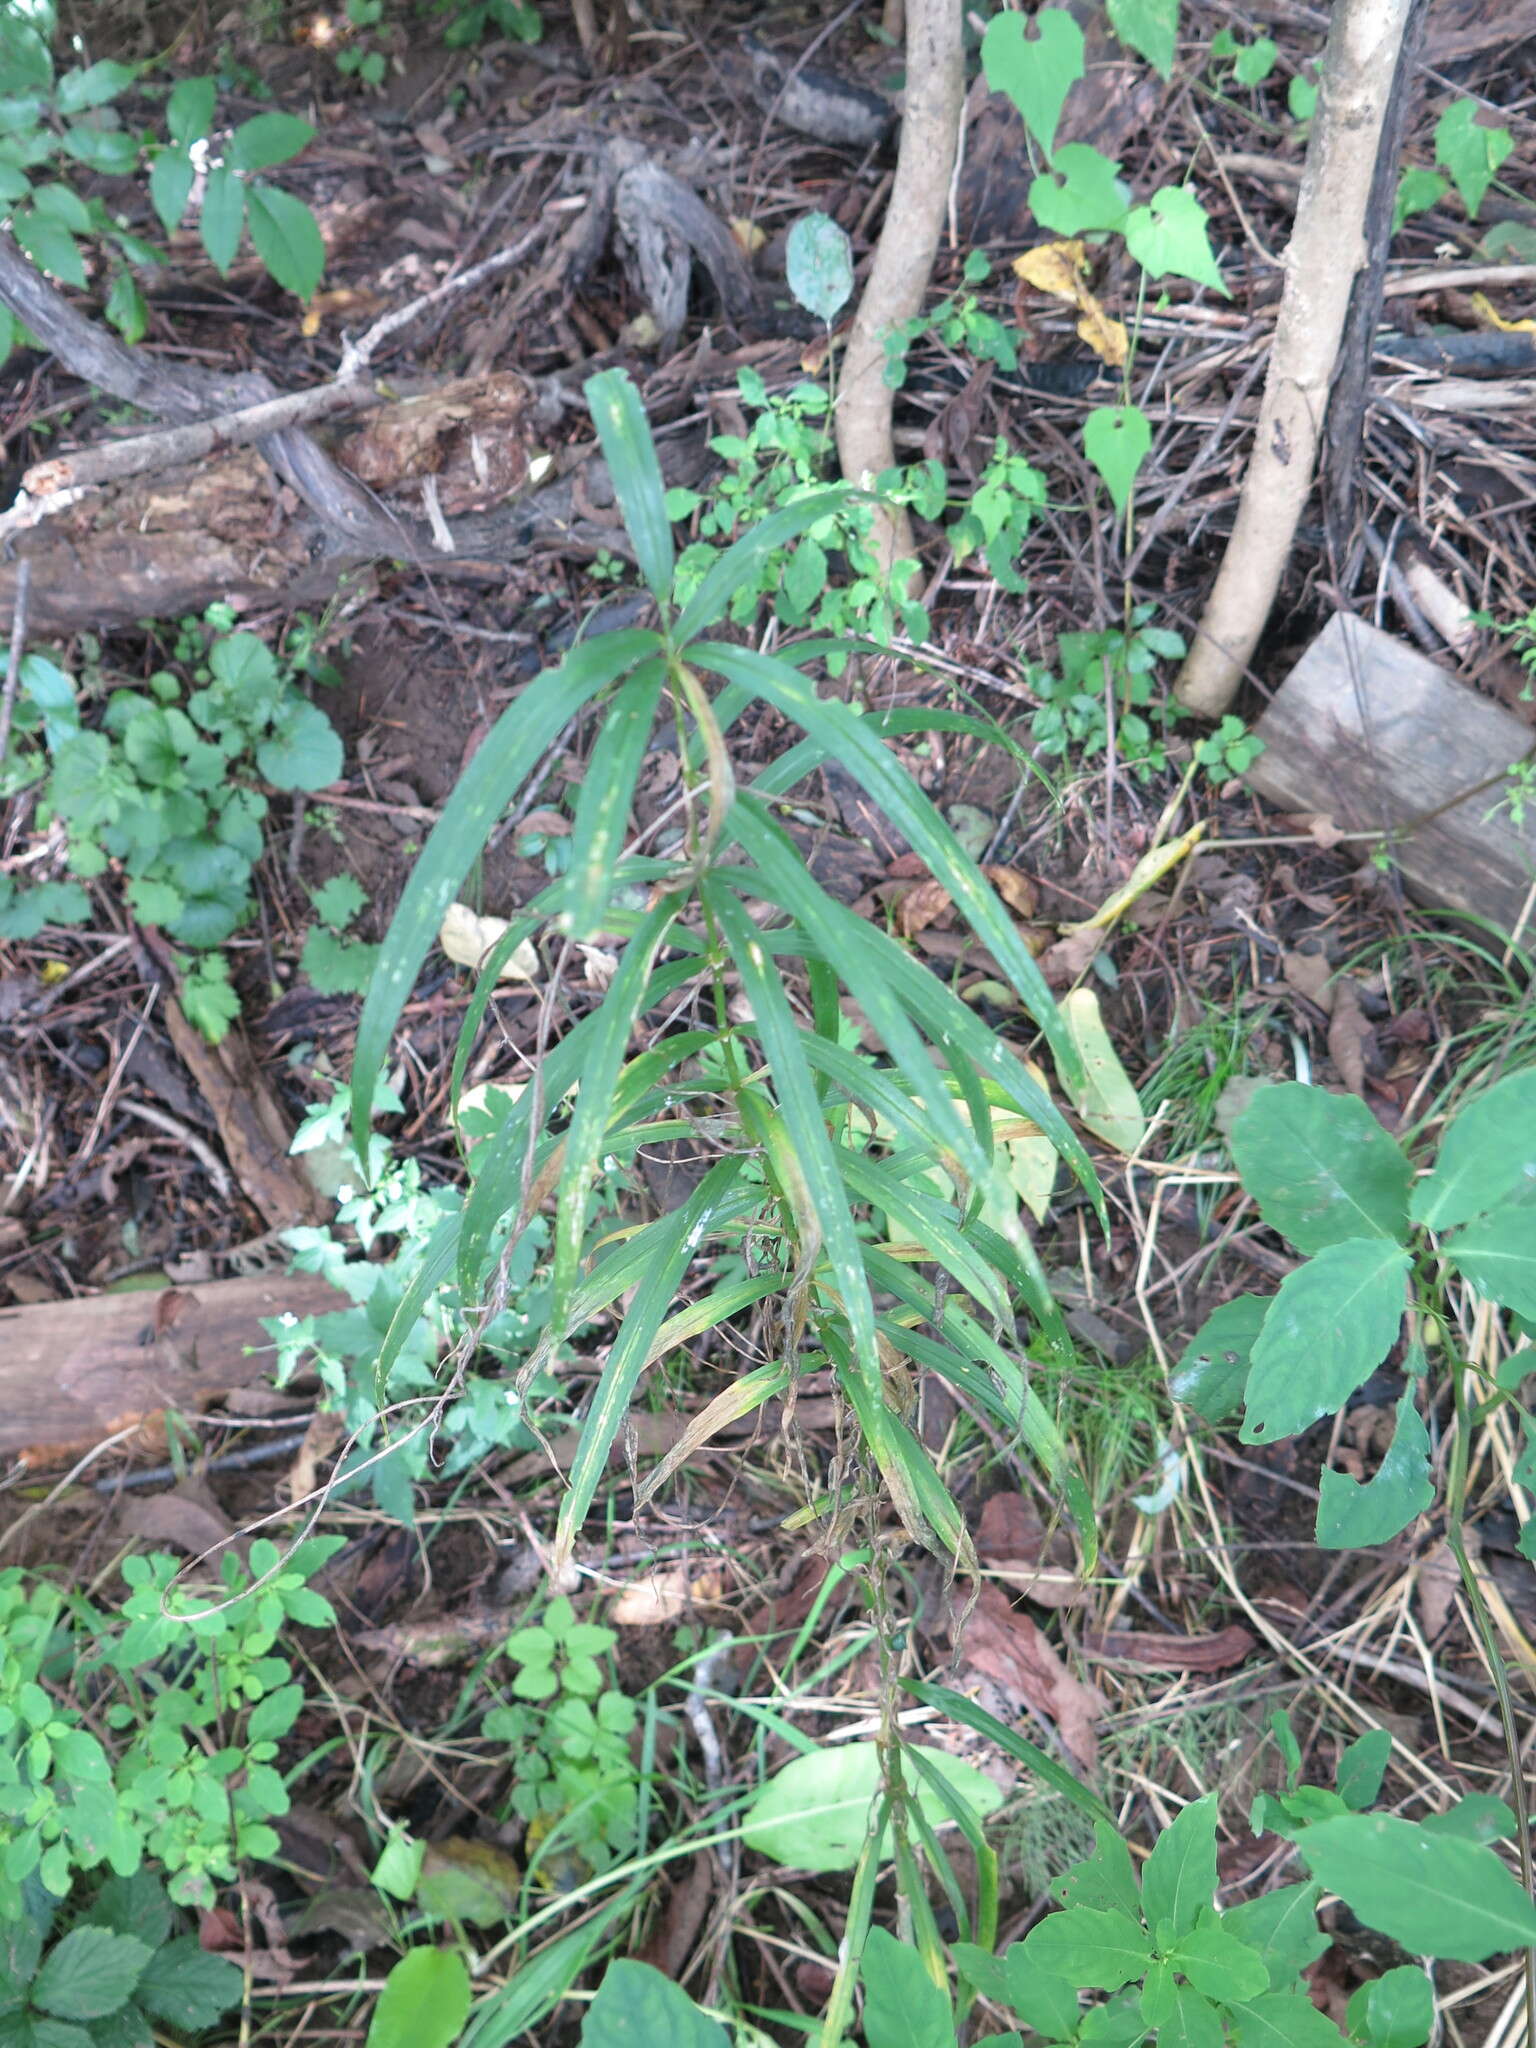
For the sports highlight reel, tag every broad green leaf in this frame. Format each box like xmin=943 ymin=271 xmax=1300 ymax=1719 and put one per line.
xmin=1083 ymin=406 xmax=1151 ymax=518
xmin=1023 ymin=1908 xmax=1152 ymax=1992
xmin=1434 ymin=100 xmax=1513 ymax=219
xmin=1222 ymin=1882 xmax=1328 ymax=1990
xmin=256 ymin=699 xmax=341 ymax=790
xmin=1234 ymin=1990 xmax=1351 ymax=2048
xmin=694 ymin=644 xmax=1085 ymax=1099
xmin=354 ymin=628 xmax=657 ymax=1152
xmin=32 ymin=1928 xmax=151 ymax=2022
xmin=904 ymin=1682 xmax=1112 ymax=1825
xmin=860 ymin=1927 xmax=953 ymax=2048
xmin=1420 ymin=1796 xmax=1516 ymax=1845
xmin=554 ymin=1159 xmax=743 ymax=1571
xmin=1241 ymin=1240 xmax=1409 ymax=1444
xmin=1141 ymin=1793 xmax=1216 ymax=1939
xmin=580 ymin=1960 xmax=728 ymax=2047
xmin=1347 ymin=1966 xmax=1433 ymax=2048
xmin=1316 ymin=1386 xmax=1433 ymax=1548
xmin=786 ymin=210 xmax=854 ymax=323
xmin=365 ymin=1948 xmax=470 ymax=2048
xmin=1446 ymin=1203 xmax=1536 ymax=1319
xmin=1029 ymin=144 xmax=1129 ymax=235
xmin=166 ymin=76 xmax=215 ymax=146
xmin=982 ymin=7 xmax=1085 ymax=159
xmin=1123 ymin=185 xmax=1229 ymax=295
xmin=1334 ymin=1728 xmax=1392 ymax=1811
xmin=563 ymin=660 xmax=665 ymax=939
xmin=56 ymin=58 xmax=137 ymax=112
xmin=1298 ymin=1814 xmax=1536 ymax=1962
xmin=228 ymin=111 xmax=315 ymax=172
xmin=1163 ymin=1985 xmax=1223 ymax=2048
xmin=1061 ymin=986 xmax=1146 ymax=1148
xmin=246 ymin=185 xmax=325 ymax=299
xmin=584 ymin=368 xmax=673 ymax=607
xmin=1230 ymin=1084 xmax=1412 ymax=1252
xmin=1054 ymin=1823 xmax=1142 ymax=1917
xmin=1002 ymin=1949 xmax=1080 ymax=2039
xmin=1411 ymin=1068 xmax=1536 ymax=1229
xmin=741 ymin=1741 xmax=1003 ymax=1873
xmin=1171 ymin=1295 xmax=1270 ymax=1422
xmin=13 ymin=209 xmax=86 ymax=286
xmin=1169 ymin=1914 xmax=1269 ymax=2003
xmin=199 ymin=164 xmax=244 ymax=275
xmin=1107 ymin=0 xmax=1177 ymax=75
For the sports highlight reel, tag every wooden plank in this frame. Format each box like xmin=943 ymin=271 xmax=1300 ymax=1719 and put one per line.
xmin=1246 ymin=611 xmax=1536 ymax=931
xmin=0 ymin=1272 xmax=346 ymax=1465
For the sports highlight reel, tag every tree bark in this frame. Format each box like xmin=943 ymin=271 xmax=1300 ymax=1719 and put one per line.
xmin=834 ymin=0 xmax=963 ymax=582
xmin=1174 ymin=0 xmax=1418 ymax=719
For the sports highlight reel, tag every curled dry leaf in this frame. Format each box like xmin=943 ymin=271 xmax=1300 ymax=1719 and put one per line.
xmin=609 ymin=1564 xmax=729 ymax=1627
xmin=977 ymin=1491 xmax=1084 ymax=1607
xmin=1079 ymin=1623 xmax=1257 ymax=1671
xmin=982 ymin=864 xmax=1039 ymax=917
xmin=439 ymin=902 xmax=540 ymax=982
xmin=894 ymin=878 xmax=955 ymax=938
xmin=960 ymin=1581 xmax=1104 ymax=1765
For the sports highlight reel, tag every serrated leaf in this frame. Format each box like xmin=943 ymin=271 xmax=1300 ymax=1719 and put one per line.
xmin=1142 ymin=1794 xmax=1217 ymax=1939
xmin=199 ymin=165 xmax=244 ymax=275
xmin=1317 ymin=1387 xmax=1433 ymax=1548
xmin=32 ymin=1928 xmax=151 ymax=2021
xmin=133 ymin=1939 xmax=241 ymax=2029
xmin=1083 ymin=406 xmax=1151 ymax=517
xmin=1241 ymin=1239 xmax=1408 ymax=1444
xmin=364 ymin=1948 xmax=470 ymax=2048
xmin=246 ymin=184 xmax=325 ymax=299
xmin=1446 ymin=1203 xmax=1536 ymax=1319
xmin=1023 ymin=1908 xmax=1152 ymax=1992
xmin=0 ymin=878 xmax=90 ymax=940
xmin=1299 ymin=1814 xmax=1536 ymax=1962
xmin=740 ymin=1740 xmax=1003 ymax=1873
xmin=579 ymin=1960 xmax=729 ymax=2047
xmin=1411 ymin=1068 xmax=1536 ymax=1229
xmin=255 ymin=700 xmax=342 ymax=790
xmin=860 ymin=1927 xmax=954 ymax=2048
xmin=1171 ymin=1295 xmax=1270 ymax=1421
xmin=785 ymin=210 xmax=854 ymax=323
xmin=982 ymin=7 xmax=1085 ymax=159
xmin=310 ymin=873 xmax=368 ymax=928
xmin=1230 ymin=1084 xmax=1411 ymax=1252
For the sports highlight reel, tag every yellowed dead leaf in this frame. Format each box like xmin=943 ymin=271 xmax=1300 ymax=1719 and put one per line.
xmin=894 ymin=877 xmax=954 ymax=938
xmin=981 ymin=863 xmax=1038 ymax=918
xmin=609 ymin=1564 xmax=728 ymax=1626
xmin=730 ymin=216 xmax=767 ymax=256
xmin=439 ymin=902 xmax=539 ymax=982
xmin=1061 ymin=987 xmax=1147 ymax=1155
xmin=1471 ymin=290 xmax=1536 ymax=334
xmin=1068 ymin=821 xmax=1208 ymax=936
xmin=1013 ymin=239 xmax=1126 ymax=367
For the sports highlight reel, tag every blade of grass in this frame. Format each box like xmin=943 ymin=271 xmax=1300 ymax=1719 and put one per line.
xmin=903 ymin=1680 xmax=1111 ymax=1823
xmin=584 ymin=369 xmax=674 ymax=608
xmin=564 ymin=659 xmax=666 ymax=940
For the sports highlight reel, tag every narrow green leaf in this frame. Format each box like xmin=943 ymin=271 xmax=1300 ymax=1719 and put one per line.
xmin=1141 ymin=1794 xmax=1217 ymax=1940
xmin=353 ymin=628 xmax=658 ymax=1154
xmin=1316 ymin=1388 xmax=1433 ymax=1549
xmin=693 ymin=644 xmax=1086 ymax=1099
xmin=554 ymin=1159 xmax=743 ymax=1568
xmin=458 ymin=1888 xmax=641 ymax=2047
xmin=564 ymin=660 xmax=665 ymax=940
xmin=1446 ymin=1203 xmax=1536 ymax=1319
xmin=903 ymin=1681 xmax=1112 ymax=1825
xmin=199 ymin=164 xmax=244 ymax=275
xmin=1240 ymin=1240 xmax=1409 ymax=1444
xmin=1411 ymin=1068 xmax=1536 ymax=1229
xmin=584 ymin=369 xmax=673 ymax=607
xmin=1299 ymin=1814 xmax=1536 ymax=1962
xmin=1229 ymin=1084 xmax=1412 ymax=1252
xmin=838 ymin=1145 xmax=1011 ymax=1326
xmin=447 ymin=913 xmax=542 ymax=1132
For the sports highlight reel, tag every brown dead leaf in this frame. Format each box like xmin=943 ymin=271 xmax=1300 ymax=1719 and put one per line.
xmin=977 ymin=1493 xmax=1083 ymax=1607
xmin=287 ymin=1410 xmax=346 ymax=1506
xmin=609 ymin=1564 xmax=728 ymax=1627
xmin=1414 ymin=1537 xmax=1459 ymax=1640
xmin=895 ymin=878 xmax=955 ymax=938
xmin=118 ymin=1480 xmax=239 ymax=1564
xmin=1327 ymin=978 xmax=1375 ymax=1099
xmin=961 ymin=1582 xmax=1104 ymax=1765
xmin=1080 ymin=1624 xmax=1256 ymax=1671
xmin=1282 ymin=944 xmax=1335 ymax=1013
xmin=355 ymin=1609 xmax=512 ymax=1668
xmin=982 ymin=864 xmax=1039 ymax=918
xmin=1040 ymin=923 xmax=1105 ymax=988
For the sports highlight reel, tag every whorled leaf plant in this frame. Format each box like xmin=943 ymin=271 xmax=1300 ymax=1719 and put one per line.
xmin=352 ymin=368 xmax=1103 ymax=1576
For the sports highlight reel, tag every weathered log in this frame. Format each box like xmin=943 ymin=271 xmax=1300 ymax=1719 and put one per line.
xmin=1245 ymin=611 xmax=1536 ymax=933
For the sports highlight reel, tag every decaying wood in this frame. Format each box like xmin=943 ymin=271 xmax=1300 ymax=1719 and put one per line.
xmin=1246 ymin=612 xmax=1536 ymax=933
xmin=0 ymin=1272 xmax=344 ymax=1465
xmin=1176 ymin=0 xmax=1418 ymax=718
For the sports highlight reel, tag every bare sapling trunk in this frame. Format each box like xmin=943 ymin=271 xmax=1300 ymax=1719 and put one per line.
xmin=834 ymin=0 xmax=963 ymax=583
xmin=1175 ymin=0 xmax=1417 ymax=719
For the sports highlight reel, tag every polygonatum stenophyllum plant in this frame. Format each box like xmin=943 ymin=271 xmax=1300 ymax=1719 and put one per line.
xmin=348 ymin=366 xmax=1105 ymax=1581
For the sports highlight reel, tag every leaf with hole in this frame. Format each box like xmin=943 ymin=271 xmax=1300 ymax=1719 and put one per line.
xmin=981 ymin=7 xmax=1085 ymax=159
xmin=1240 ymin=1239 xmax=1408 ymax=1444
xmin=1316 ymin=1387 xmax=1432 ymax=1549
xmin=1171 ymin=1295 xmax=1270 ymax=1422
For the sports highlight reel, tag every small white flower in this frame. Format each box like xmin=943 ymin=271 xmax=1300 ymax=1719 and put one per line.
xmin=278 ymin=1312 xmax=298 ymax=1329
xmin=336 ymin=1184 xmax=356 ymax=1203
